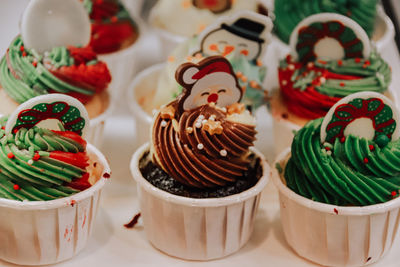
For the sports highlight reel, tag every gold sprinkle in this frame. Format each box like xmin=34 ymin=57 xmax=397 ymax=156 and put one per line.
xmin=182 ymin=0 xmax=191 ymax=9
xmin=227 ymin=103 xmax=245 ymax=115
xmin=186 ymin=127 xmax=193 ymax=134
xmin=256 ymin=60 xmax=263 ymax=67
xmin=186 ymin=55 xmax=193 ymax=62
xmin=160 ymin=105 xmax=175 ymax=119
xmin=241 ymin=75 xmax=248 ymax=82
xmin=197 ymin=24 xmax=207 ymax=33
xmin=167 ymin=56 xmax=175 ymax=62
xmin=236 ymin=71 xmax=243 ymax=77
xmin=202 ymin=120 xmax=223 ymax=135
xmin=249 ymin=81 xmax=260 ymax=89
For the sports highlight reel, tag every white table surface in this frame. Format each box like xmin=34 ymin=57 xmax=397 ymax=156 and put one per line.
xmin=2 ymin=1 xmax=400 ymax=266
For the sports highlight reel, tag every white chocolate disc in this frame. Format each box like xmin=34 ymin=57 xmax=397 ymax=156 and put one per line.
xmin=20 ymin=0 xmax=91 ymax=53
xmin=5 ymin=94 xmax=89 ymax=136
xmin=289 ymin=13 xmax=371 ymax=61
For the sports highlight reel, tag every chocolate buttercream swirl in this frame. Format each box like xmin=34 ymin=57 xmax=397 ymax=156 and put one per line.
xmin=152 ymin=103 xmax=256 ymax=188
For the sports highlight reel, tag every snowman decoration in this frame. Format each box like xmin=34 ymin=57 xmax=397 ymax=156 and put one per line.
xmin=194 ymin=11 xmax=273 ymax=62
xmin=176 ymin=56 xmax=242 ymax=112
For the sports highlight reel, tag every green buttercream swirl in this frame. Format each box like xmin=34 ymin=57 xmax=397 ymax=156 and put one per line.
xmin=285 ymin=118 xmax=400 ymax=206
xmin=274 ymin=0 xmax=378 ymax=43
xmin=0 ymin=36 xmax=93 ymax=104
xmin=283 ymin=51 xmax=391 ymax=97
xmin=0 ymin=117 xmax=87 ymax=201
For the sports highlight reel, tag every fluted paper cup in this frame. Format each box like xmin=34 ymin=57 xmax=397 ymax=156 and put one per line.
xmin=99 ymin=17 xmax=145 ymax=98
xmin=127 ymin=63 xmax=164 ymax=147
xmin=130 ymin=143 xmax=270 ymax=260
xmin=0 ymin=144 xmax=111 ymax=266
xmin=272 ymin=148 xmax=400 ymax=267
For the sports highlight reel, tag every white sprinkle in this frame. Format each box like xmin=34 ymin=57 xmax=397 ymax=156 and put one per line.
xmin=326 ymin=150 xmax=332 ymax=156
xmin=221 ymin=107 xmax=227 ymax=113
xmin=198 ymin=115 xmax=205 ymax=120
xmin=209 ymin=115 xmax=216 ymax=121
xmin=161 ymin=120 xmax=167 ymax=127
xmin=152 ymin=109 xmax=158 ymax=116
xmin=288 ymin=64 xmax=295 ymax=70
xmin=186 ymin=127 xmax=193 ymax=133
xmin=307 ymin=62 xmax=314 ymax=69
xmin=197 ymin=143 xmax=204 ymax=150
xmin=320 ymin=77 xmax=326 ymax=84
xmin=195 ymin=122 xmax=202 ymax=128
xmin=282 ymin=80 xmax=287 ymax=86
xmin=220 ymin=149 xmax=227 ymax=157
xmin=28 ymin=159 xmax=33 ymax=165
xmin=202 ymin=119 xmax=208 ymax=124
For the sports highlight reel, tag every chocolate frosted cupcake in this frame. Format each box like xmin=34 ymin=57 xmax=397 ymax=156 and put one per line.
xmin=273 ymin=91 xmax=400 ymax=266
xmin=0 ymin=94 xmax=110 ymax=265
xmin=131 ymin=56 xmax=269 ymax=260
xmin=0 ymin=0 xmax=113 ymax=146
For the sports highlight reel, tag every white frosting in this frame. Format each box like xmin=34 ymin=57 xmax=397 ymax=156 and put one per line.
xmin=150 ymin=0 xmax=261 ymax=37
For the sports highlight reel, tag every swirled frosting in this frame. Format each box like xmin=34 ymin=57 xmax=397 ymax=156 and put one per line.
xmin=0 ymin=36 xmax=111 ymax=105
xmin=0 ymin=118 xmax=92 ymax=201
xmin=274 ymin=0 xmax=378 ymax=43
xmin=83 ymin=0 xmax=139 ymax=54
xmin=153 ymin=37 xmax=267 ymax=110
xmin=151 ymin=102 xmax=257 ymax=188
xmin=284 ymin=118 xmax=400 ymax=206
xmin=279 ymin=52 xmax=391 ymax=119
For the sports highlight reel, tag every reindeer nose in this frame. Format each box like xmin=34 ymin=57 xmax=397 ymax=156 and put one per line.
xmin=207 ymin=93 xmax=218 ymax=103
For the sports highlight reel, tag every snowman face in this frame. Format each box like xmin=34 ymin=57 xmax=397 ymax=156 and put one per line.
xmin=201 ymin=29 xmax=260 ymax=61
xmin=183 ymin=73 xmax=241 ymax=111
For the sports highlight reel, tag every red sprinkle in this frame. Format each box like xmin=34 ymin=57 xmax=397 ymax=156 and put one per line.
xmin=355 ymin=58 xmax=361 ymax=63
xmin=22 ymin=51 xmax=27 ymax=57
xmin=124 ymin=212 xmax=141 ymax=229
xmin=33 ymin=153 xmax=40 ymax=161
xmin=111 ymin=16 xmax=118 ymax=23
xmin=70 ymin=200 xmax=76 ymax=207
xmin=13 ymin=184 xmax=20 ymax=190
xmin=20 ymin=46 xmax=24 ymax=52
xmin=325 ymin=147 xmax=331 ymax=151
xmin=340 ymin=82 xmax=345 ymax=87
xmin=363 ymin=157 xmax=369 ymax=164
xmin=32 ymin=61 xmax=37 ymax=67
xmin=369 ymin=145 xmax=375 ymax=151
xmin=333 ymin=208 xmax=338 ymax=214
xmin=340 ymin=137 xmax=346 ymax=143
xmin=391 ymin=191 xmax=397 ymax=197
xmin=7 ymin=153 xmax=15 ymax=159
xmin=337 ymin=60 xmax=343 ymax=66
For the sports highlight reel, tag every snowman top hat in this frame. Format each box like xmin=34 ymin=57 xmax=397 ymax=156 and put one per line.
xmin=221 ymin=17 xmax=266 ymax=43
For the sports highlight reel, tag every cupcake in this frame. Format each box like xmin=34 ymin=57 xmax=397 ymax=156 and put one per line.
xmin=149 ymin=0 xmax=269 ymax=56
xmin=82 ymin=0 xmax=142 ymax=95
xmin=128 ymin=11 xmax=273 ymax=146
xmin=0 ymin=0 xmax=112 ymax=146
xmin=269 ymin=13 xmax=392 ymax=155
xmin=130 ymin=56 xmax=269 ymax=260
xmin=0 ymin=94 xmax=110 ymax=265
xmin=272 ymin=91 xmax=400 ymax=266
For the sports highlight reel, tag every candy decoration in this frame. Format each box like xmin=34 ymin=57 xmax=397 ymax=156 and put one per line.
xmin=289 ymin=13 xmax=370 ymax=62
xmin=194 ymin=11 xmax=273 ymax=61
xmin=320 ymin=92 xmax=400 ymax=144
xmin=5 ymin=94 xmax=89 ymax=136
xmin=192 ymin=0 xmax=231 ymax=13
xmin=175 ymin=56 xmax=242 ymax=113
xmin=20 ymin=0 xmax=91 ymax=53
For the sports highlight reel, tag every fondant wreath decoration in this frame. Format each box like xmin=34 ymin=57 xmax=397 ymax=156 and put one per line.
xmin=325 ymin=97 xmax=396 ymax=143
xmin=296 ymin=20 xmax=364 ymax=62
xmin=13 ymin=101 xmax=85 ymax=135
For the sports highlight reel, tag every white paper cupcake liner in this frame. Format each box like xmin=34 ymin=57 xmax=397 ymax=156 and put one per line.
xmin=0 ymin=144 xmax=111 ymax=265
xmin=99 ymin=17 xmax=146 ymax=98
xmin=130 ymin=143 xmax=270 ymax=260
xmin=127 ymin=63 xmax=164 ymax=147
xmin=272 ymin=148 xmax=400 ymax=267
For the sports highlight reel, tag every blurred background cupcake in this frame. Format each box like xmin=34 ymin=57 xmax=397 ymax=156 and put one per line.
xmin=268 ymin=13 xmax=393 ymax=156
xmin=0 ymin=0 xmax=114 ymax=146
xmin=149 ymin=0 xmax=270 ymax=57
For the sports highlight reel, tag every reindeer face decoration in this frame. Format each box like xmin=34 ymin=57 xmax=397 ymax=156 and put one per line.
xmin=176 ymin=56 xmax=243 ymax=113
